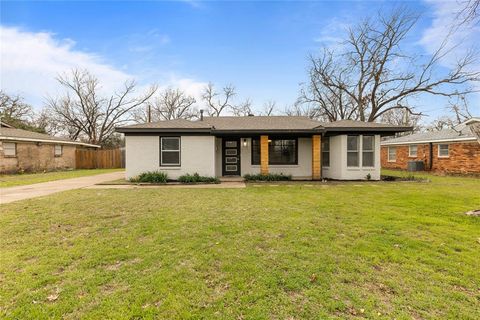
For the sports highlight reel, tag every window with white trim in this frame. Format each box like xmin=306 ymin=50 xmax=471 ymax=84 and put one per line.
xmin=362 ymin=135 xmax=374 ymax=167
xmin=3 ymin=142 xmax=16 ymax=157
xmin=160 ymin=137 xmax=181 ymax=166
xmin=54 ymin=145 xmax=63 ymax=157
xmin=322 ymin=137 xmax=330 ymax=167
xmin=409 ymin=145 xmax=418 ymax=157
xmin=347 ymin=135 xmax=359 ymax=167
xmin=388 ymin=147 xmax=396 ymax=162
xmin=438 ymin=144 xmax=449 ymax=157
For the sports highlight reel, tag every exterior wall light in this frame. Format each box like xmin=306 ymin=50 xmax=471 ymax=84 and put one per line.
xmin=243 ymin=138 xmax=247 ymax=147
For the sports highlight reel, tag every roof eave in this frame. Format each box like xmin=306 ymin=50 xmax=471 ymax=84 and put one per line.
xmin=116 ymin=127 xmax=212 ymax=134
xmin=0 ymin=136 xmax=100 ymax=148
xmin=381 ymin=136 xmax=477 ymax=146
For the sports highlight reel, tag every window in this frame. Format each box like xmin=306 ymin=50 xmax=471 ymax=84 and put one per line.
xmin=251 ymin=137 xmax=297 ymax=165
xmin=54 ymin=145 xmax=63 ymax=157
xmin=347 ymin=136 xmax=359 ymax=167
xmin=160 ymin=137 xmax=181 ymax=166
xmin=3 ymin=142 xmax=16 ymax=157
xmin=388 ymin=147 xmax=396 ymax=162
xmin=438 ymin=144 xmax=449 ymax=157
xmin=322 ymin=137 xmax=330 ymax=167
xmin=362 ymin=136 xmax=374 ymax=167
xmin=409 ymin=145 xmax=418 ymax=157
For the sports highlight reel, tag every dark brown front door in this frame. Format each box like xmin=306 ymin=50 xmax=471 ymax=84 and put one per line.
xmin=222 ymin=139 xmax=241 ymax=176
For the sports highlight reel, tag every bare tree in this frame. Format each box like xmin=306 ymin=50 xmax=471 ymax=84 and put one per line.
xmin=231 ymin=98 xmax=253 ymax=116
xmin=447 ymin=95 xmax=474 ymax=124
xmin=202 ymin=83 xmax=235 ymax=117
xmin=284 ymin=101 xmax=324 ymax=119
xmin=133 ymin=88 xmax=196 ymax=123
xmin=379 ymin=108 xmax=423 ymax=132
xmin=301 ymin=8 xmax=480 ymax=122
xmin=261 ymin=100 xmax=276 ymax=116
xmin=456 ymin=0 xmax=480 ymax=25
xmin=0 ymin=91 xmax=34 ymax=123
xmin=46 ymin=69 xmax=156 ymax=146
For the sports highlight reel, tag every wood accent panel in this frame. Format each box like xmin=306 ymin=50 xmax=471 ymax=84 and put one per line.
xmin=260 ymin=135 xmax=269 ymax=175
xmin=312 ymin=135 xmax=322 ymax=180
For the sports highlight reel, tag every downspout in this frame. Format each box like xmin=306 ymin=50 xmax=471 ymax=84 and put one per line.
xmin=429 ymin=142 xmax=433 ymax=171
xmin=320 ymin=132 xmax=324 ymax=180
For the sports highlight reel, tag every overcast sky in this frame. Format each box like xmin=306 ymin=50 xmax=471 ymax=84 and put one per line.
xmin=1 ymin=0 xmax=479 ymax=122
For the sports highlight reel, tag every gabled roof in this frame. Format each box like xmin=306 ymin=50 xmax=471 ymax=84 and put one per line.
xmin=116 ymin=116 xmax=411 ymax=135
xmin=0 ymin=127 xmax=100 ymax=148
xmin=381 ymin=119 xmax=479 ymax=145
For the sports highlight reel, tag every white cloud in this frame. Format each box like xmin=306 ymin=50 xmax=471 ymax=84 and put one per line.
xmin=0 ymin=26 xmax=207 ymax=113
xmin=0 ymin=26 xmax=133 ymax=108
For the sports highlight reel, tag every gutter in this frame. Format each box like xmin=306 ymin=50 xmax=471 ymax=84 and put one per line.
xmin=381 ymin=136 xmax=477 ymax=146
xmin=0 ymin=136 xmax=100 ymax=148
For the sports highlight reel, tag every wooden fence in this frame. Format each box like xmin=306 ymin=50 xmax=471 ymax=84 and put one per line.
xmin=75 ymin=148 xmax=124 ymax=169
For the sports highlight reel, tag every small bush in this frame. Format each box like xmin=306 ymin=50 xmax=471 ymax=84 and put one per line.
xmin=243 ymin=173 xmax=292 ymax=181
xmin=178 ymin=173 xmax=220 ymax=184
xmin=130 ymin=171 xmax=168 ymax=183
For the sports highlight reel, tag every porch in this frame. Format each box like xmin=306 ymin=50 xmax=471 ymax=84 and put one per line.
xmin=214 ymin=135 xmax=323 ymax=180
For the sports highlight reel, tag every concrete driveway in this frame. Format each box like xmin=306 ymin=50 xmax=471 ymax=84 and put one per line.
xmin=0 ymin=171 xmax=125 ymax=204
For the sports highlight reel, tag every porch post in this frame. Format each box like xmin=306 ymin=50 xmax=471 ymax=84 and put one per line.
xmin=312 ymin=135 xmax=321 ymax=180
xmin=260 ymin=135 xmax=269 ymax=175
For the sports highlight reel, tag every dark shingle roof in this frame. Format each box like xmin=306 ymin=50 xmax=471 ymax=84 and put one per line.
xmin=202 ymin=116 xmax=323 ymax=131
xmin=0 ymin=127 xmax=100 ymax=147
xmin=116 ymin=116 xmax=411 ymax=134
xmin=382 ymin=121 xmax=479 ymax=145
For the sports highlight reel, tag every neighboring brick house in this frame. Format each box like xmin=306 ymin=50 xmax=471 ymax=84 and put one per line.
xmin=381 ymin=118 xmax=480 ymax=174
xmin=0 ymin=121 xmax=99 ymax=173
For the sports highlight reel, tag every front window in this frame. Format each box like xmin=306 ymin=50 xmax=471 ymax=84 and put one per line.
xmin=160 ymin=137 xmax=181 ymax=166
xmin=362 ymin=136 xmax=374 ymax=167
xmin=438 ymin=144 xmax=449 ymax=157
xmin=251 ymin=137 xmax=297 ymax=165
xmin=3 ymin=142 xmax=16 ymax=157
xmin=409 ymin=145 xmax=418 ymax=157
xmin=54 ymin=145 xmax=63 ymax=157
xmin=388 ymin=147 xmax=396 ymax=162
xmin=347 ymin=135 xmax=359 ymax=167
xmin=322 ymin=137 xmax=330 ymax=167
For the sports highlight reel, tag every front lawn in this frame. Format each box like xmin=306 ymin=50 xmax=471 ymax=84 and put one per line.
xmin=0 ymin=172 xmax=479 ymax=319
xmin=0 ymin=169 xmax=123 ymax=188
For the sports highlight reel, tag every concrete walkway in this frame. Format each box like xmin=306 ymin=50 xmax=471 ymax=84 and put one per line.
xmin=0 ymin=171 xmax=125 ymax=204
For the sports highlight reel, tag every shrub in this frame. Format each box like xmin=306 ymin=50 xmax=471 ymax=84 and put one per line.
xmin=130 ymin=171 xmax=168 ymax=183
xmin=243 ymin=173 xmax=292 ymax=181
xmin=178 ymin=173 xmax=220 ymax=184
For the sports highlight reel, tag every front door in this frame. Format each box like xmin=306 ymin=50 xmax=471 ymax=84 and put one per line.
xmin=222 ymin=139 xmax=241 ymax=176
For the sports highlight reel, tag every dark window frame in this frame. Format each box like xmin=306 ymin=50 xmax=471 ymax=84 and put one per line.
xmin=159 ymin=136 xmax=181 ymax=167
xmin=251 ymin=137 xmax=298 ymax=165
xmin=322 ymin=136 xmax=330 ymax=167
xmin=347 ymin=135 xmax=360 ymax=167
xmin=361 ymin=135 xmax=375 ymax=167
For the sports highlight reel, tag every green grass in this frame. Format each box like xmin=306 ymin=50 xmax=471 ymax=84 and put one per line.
xmin=0 ymin=172 xmax=479 ymax=319
xmin=0 ymin=169 xmax=123 ymax=188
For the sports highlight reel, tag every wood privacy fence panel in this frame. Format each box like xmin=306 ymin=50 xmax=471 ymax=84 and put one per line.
xmin=75 ymin=149 xmax=124 ymax=169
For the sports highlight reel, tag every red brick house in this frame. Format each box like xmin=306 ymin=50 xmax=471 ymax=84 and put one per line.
xmin=0 ymin=121 xmax=100 ymax=173
xmin=381 ymin=118 xmax=480 ymax=174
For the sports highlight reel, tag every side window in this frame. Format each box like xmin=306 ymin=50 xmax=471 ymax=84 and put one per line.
xmin=3 ymin=142 xmax=16 ymax=157
xmin=388 ymin=147 xmax=396 ymax=162
xmin=438 ymin=144 xmax=449 ymax=157
xmin=54 ymin=145 xmax=63 ymax=157
xmin=409 ymin=145 xmax=418 ymax=157
xmin=362 ymin=136 xmax=374 ymax=167
xmin=322 ymin=137 xmax=330 ymax=167
xmin=347 ymin=136 xmax=359 ymax=167
xmin=160 ymin=137 xmax=181 ymax=166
